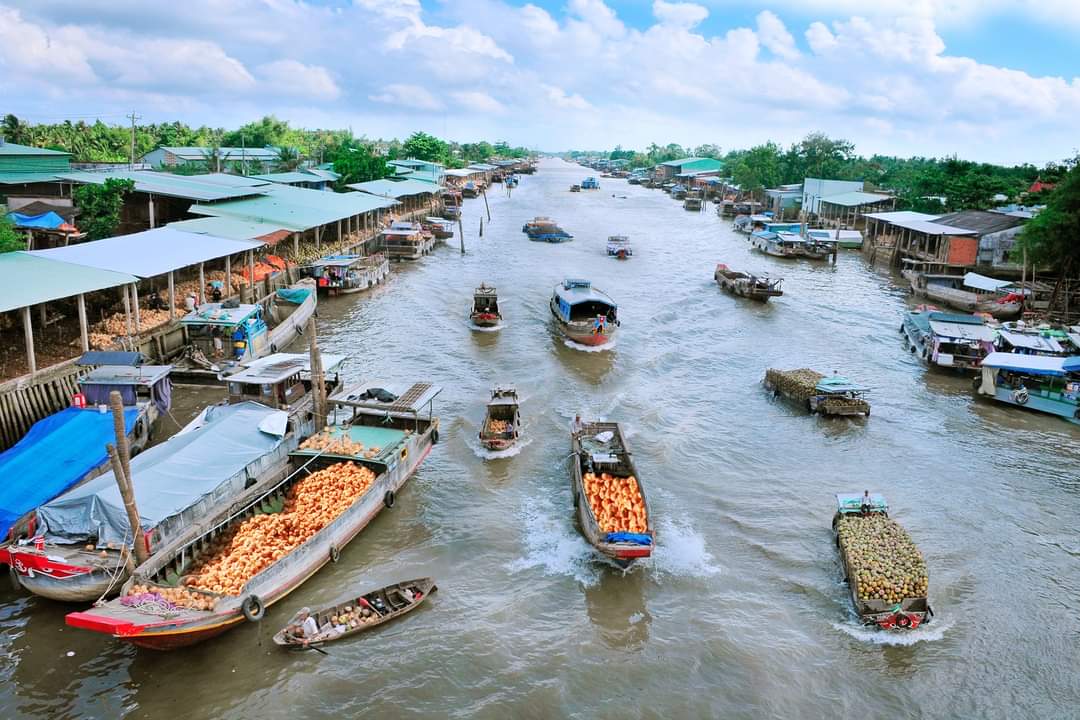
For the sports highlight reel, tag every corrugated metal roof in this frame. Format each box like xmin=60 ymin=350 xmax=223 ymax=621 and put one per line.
xmin=248 ymin=171 xmax=331 ymax=184
xmin=864 ymin=211 xmax=941 ymax=223
xmin=30 ymin=227 xmax=264 ymax=278
xmin=0 ymin=142 xmax=70 ymax=157
xmin=158 ymin=146 xmax=280 ymax=160
xmin=167 ymin=216 xmax=292 ymax=243
xmin=659 ymin=157 xmax=722 ymax=168
xmin=818 ymin=191 xmax=892 ymax=207
xmin=0 ymin=252 xmax=136 ymax=312
xmin=445 ymin=168 xmax=481 ymax=177
xmin=189 ymin=185 xmax=398 ymax=231
xmin=886 ymin=219 xmax=979 ymax=235
xmin=935 ymin=210 xmax=1025 ymax=236
xmin=56 ymin=170 xmax=268 ymax=201
xmin=0 ymin=172 xmax=61 ymax=185
xmin=347 ymin=179 xmax=442 ymax=198
xmin=468 ymin=163 xmax=498 ymax=171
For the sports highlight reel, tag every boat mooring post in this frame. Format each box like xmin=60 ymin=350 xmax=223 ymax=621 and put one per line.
xmin=307 ymin=317 xmax=327 ymax=432
xmin=109 ymin=391 xmax=148 ymax=565
xmin=482 ymin=188 xmax=491 ymax=222
xmin=479 ymin=217 xmax=484 ymax=238
xmin=458 ymin=217 xmax=465 ymax=254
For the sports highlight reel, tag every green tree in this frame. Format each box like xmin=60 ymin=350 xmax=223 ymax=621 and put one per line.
xmin=2 ymin=114 xmax=29 ymax=145
xmin=0 ymin=215 xmax=26 ymax=253
xmin=785 ymin=132 xmax=855 ymax=180
xmin=73 ymin=178 xmax=135 ymax=240
xmin=400 ymin=131 xmax=450 ymax=164
xmin=693 ymin=144 xmax=722 ymax=159
xmin=331 ymin=140 xmax=390 ymax=186
xmin=275 ymin=146 xmax=302 ymax=172
xmin=1018 ymin=164 xmax=1080 ymax=276
xmin=730 ymin=142 xmax=783 ymax=197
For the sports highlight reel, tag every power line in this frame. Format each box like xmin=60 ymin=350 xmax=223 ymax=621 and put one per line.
xmin=126 ymin=111 xmax=141 ymax=169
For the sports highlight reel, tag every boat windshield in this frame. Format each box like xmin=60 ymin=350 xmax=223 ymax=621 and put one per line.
xmin=568 ymin=300 xmax=616 ymax=322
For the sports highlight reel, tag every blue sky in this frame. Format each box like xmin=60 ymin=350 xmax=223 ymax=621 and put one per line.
xmin=1 ymin=1 xmax=1078 ymax=164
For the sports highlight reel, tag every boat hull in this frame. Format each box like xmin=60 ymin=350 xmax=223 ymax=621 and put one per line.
xmin=6 ymin=550 xmax=118 ymax=602
xmin=982 ymin=383 xmax=1080 ymax=425
xmin=913 ymin=287 xmax=1022 ymax=320
xmin=471 ymin=313 xmax=501 ymax=328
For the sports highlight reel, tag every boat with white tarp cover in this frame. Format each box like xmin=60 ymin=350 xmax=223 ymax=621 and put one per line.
xmin=976 ymin=352 xmax=1080 ymax=424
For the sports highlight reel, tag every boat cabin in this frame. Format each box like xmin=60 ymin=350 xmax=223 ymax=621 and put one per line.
xmin=606 ymin=236 xmax=632 ymax=258
xmin=977 ymin=352 xmax=1080 ymax=425
xmin=77 ymin=356 xmax=173 ymax=414
xmin=735 ymin=214 xmax=774 ymax=234
xmin=581 ymin=177 xmax=600 ymax=190
xmin=300 ymin=255 xmax=388 ymax=295
xmin=226 ymin=352 xmax=346 ymax=413
xmin=381 ymin=224 xmax=433 ymax=261
xmin=181 ymin=302 xmax=269 ymax=363
xmin=423 ymin=217 xmax=454 ymax=239
xmin=553 ymin=279 xmax=617 ymax=323
xmin=472 ymin=284 xmax=500 ymax=315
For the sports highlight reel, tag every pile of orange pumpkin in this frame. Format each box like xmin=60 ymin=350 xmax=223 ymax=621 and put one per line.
xmin=125 ymin=584 xmax=215 ymax=612
xmin=583 ymin=472 xmax=648 ymax=534
xmin=181 ymin=462 xmax=377 ymax=599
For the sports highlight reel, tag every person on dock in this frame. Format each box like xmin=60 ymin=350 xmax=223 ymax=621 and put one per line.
xmin=147 ymin=292 xmax=168 ymax=311
xmin=571 ymin=414 xmax=584 ymax=436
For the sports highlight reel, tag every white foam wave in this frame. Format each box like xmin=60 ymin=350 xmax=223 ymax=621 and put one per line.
xmin=563 ymin=338 xmax=617 ymax=352
xmin=470 ymin=434 xmax=533 ymax=460
xmin=832 ymin=618 xmax=953 ymax=646
xmin=506 ymin=500 xmax=599 ymax=586
xmin=647 ymin=517 xmax=722 ymax=579
xmin=469 ymin=320 xmax=505 ymax=333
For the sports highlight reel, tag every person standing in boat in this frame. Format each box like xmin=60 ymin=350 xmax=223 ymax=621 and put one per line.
xmin=571 ymin=414 xmax=584 ymax=436
xmin=593 ymin=314 xmax=605 ymax=336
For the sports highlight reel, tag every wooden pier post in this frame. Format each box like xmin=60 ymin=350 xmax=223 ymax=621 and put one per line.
xmin=131 ymin=283 xmax=141 ymax=332
xmin=307 ymin=317 xmax=326 ymax=432
xmin=247 ymin=250 xmax=255 ymax=303
xmin=167 ymin=272 xmax=175 ymax=320
xmin=479 ymin=217 xmax=483 ymax=237
xmin=198 ymin=263 xmax=206 ymax=305
xmin=122 ymin=286 xmax=133 ymax=340
xmin=109 ymin=390 xmax=148 ymax=565
xmin=458 ymin=217 xmax=465 ymax=254
xmin=482 ymin=188 xmax=491 ymax=222
xmin=77 ymin=293 xmax=89 ymax=353
xmin=21 ymin=306 xmax=35 ymax=376
xmin=224 ymin=254 xmax=231 ymax=294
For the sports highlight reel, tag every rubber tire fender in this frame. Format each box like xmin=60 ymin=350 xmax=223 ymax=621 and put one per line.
xmin=383 ymin=490 xmax=396 ymax=509
xmin=431 ymin=428 xmax=440 ymax=444
xmin=329 ymin=544 xmax=340 ymax=563
xmin=241 ymin=594 xmax=265 ymax=622
xmin=1014 ymin=388 xmax=1029 ymax=405
xmin=270 ymin=342 xmax=278 ymax=353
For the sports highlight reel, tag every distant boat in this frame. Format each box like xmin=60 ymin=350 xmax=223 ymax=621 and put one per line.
xmin=581 ymin=177 xmax=600 ymax=190
xmin=903 ymin=264 xmax=1023 ymax=320
xmin=550 ymin=279 xmax=618 ymax=346
xmin=901 ymin=307 xmax=995 ymax=370
xmin=522 ymin=217 xmax=573 ymax=243
xmin=714 ymin=264 xmax=783 ymax=301
xmin=478 ymin=387 xmax=521 ymax=451
xmin=606 ymin=235 xmax=632 ymax=259
xmin=470 ymin=283 xmax=502 ymax=327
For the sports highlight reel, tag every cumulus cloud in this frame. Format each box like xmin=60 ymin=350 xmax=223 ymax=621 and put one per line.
xmin=756 ymin=11 xmax=800 ymax=60
xmin=369 ymin=84 xmax=443 ymax=111
xmin=653 ymin=1 xmax=709 ymax=29
xmin=543 ymin=85 xmax=592 ymax=110
xmin=451 ymin=91 xmax=506 ymax=113
xmin=257 ymin=61 xmax=340 ymax=101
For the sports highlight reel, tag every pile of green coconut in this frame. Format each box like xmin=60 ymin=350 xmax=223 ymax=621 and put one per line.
xmin=838 ymin=513 xmax=928 ymax=604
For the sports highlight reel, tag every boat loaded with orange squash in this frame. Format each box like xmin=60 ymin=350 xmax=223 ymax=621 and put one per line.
xmin=569 ymin=421 xmax=654 ymax=566
xmin=66 ymin=380 xmax=442 ymax=650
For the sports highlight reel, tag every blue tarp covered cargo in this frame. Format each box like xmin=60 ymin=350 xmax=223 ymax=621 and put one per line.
xmin=0 ymin=407 xmax=138 ymax=538
xmin=7 ymin=211 xmax=65 ymax=229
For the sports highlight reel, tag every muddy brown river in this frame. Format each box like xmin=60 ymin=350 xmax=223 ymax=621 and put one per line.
xmin=2 ymin=158 xmax=1079 ymax=719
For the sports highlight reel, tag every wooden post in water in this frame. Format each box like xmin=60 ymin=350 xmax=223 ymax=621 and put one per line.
xmin=109 ymin=390 xmax=148 ymax=565
xmin=307 ymin=317 xmax=326 ymax=432
xmin=479 ymin=217 xmax=483 ymax=237
xmin=482 ymin=188 xmax=491 ymax=222
xmin=458 ymin=217 xmax=465 ymax=254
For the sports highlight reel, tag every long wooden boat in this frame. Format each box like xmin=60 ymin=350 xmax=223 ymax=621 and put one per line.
xmin=66 ymin=381 xmax=442 ymax=649
xmin=606 ymin=236 xmax=632 ymax=259
xmin=714 ymin=264 xmax=782 ymax=301
xmin=906 ymin=269 xmax=1022 ymax=320
xmin=422 ymin=217 xmax=455 ymax=240
xmin=273 ymin=578 xmax=437 ymax=648
xmin=0 ymin=357 xmax=171 ymax=547
xmin=901 ymin=307 xmax=995 ymax=370
xmin=300 ymin=254 xmax=389 ymax=296
xmin=764 ymin=368 xmax=871 ymax=417
xmin=976 ymin=352 xmax=1080 ymax=424
xmin=479 ymin=387 xmax=520 ymax=451
xmin=171 ymin=279 xmax=317 ymax=383
xmin=5 ymin=401 xmax=297 ymax=602
xmin=569 ymin=422 xmax=654 ymax=566
xmin=832 ymin=493 xmax=932 ymax=630
xmin=549 ymin=279 xmax=618 ymax=347
xmin=522 ymin=217 xmax=573 ymax=243
xmin=381 ymin=222 xmax=435 ymax=261
xmin=470 ymin=283 xmax=502 ymax=328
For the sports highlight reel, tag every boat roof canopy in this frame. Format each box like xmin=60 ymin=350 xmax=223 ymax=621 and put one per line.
xmin=330 ymin=380 xmax=443 ymax=414
xmin=963 ymin=272 xmax=1013 ymax=292
xmin=980 ymin=352 xmax=1070 ymax=376
xmin=229 ymin=353 xmax=346 ymax=384
xmin=181 ymin=303 xmax=261 ymax=326
xmin=815 ymin=375 xmax=867 ymax=394
xmin=557 ymin=279 xmax=616 ymax=307
xmin=836 ymin=493 xmax=887 ymax=513
xmin=80 ymin=365 xmax=172 ymax=387
xmin=928 ymin=313 xmax=995 ymax=341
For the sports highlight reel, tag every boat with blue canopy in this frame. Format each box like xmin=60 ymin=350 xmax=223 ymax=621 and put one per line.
xmin=976 ymin=352 xmax=1080 ymax=424
xmin=581 ymin=177 xmax=600 ymax=190
xmin=522 ymin=217 xmax=573 ymax=243
xmin=902 ymin=307 xmax=995 ymax=370
xmin=549 ymin=279 xmax=618 ymax=347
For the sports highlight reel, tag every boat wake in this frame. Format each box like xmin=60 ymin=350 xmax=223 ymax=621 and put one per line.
xmin=507 ymin=501 xmax=600 ymax=586
xmin=469 ymin=321 xmax=505 ymax=333
xmin=647 ymin=517 xmax=722 ymax=579
xmin=469 ymin=434 xmax=533 ymax=460
xmin=563 ymin=338 xmax=617 ymax=353
xmin=832 ymin=618 xmax=953 ymax=646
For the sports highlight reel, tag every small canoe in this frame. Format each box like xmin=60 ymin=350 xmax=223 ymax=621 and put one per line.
xmin=273 ymin=578 xmax=437 ymax=648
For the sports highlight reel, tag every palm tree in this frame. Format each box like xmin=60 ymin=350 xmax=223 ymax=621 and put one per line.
xmin=276 ymin=146 xmax=301 ymax=172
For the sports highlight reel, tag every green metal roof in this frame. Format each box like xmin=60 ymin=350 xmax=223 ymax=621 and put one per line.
xmin=248 ymin=171 xmax=332 ymax=185
xmin=0 ymin=142 xmax=71 ymax=157
xmin=56 ymin=170 xmax=268 ymax=201
xmin=0 ymin=172 xmax=62 ymax=185
xmin=347 ymin=179 xmax=442 ymax=198
xmin=0 ymin=252 xmax=136 ymax=313
xmin=659 ymin=157 xmax=722 ymax=170
xmin=167 ymin=216 xmax=291 ymax=241
xmin=189 ymin=185 xmax=399 ymax=231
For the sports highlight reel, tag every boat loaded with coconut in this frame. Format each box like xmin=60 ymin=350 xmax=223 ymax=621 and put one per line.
xmin=0 ymin=352 xmax=171 ymax=547
xmin=550 ymin=279 xmax=618 ymax=347
xmin=902 ymin=307 xmax=995 ymax=370
xmin=4 ymin=401 xmax=296 ymax=603
xmin=381 ymin=221 xmax=436 ymax=261
xmin=714 ymin=264 xmax=783 ymax=301
xmin=764 ymin=368 xmax=871 ymax=416
xmin=522 ymin=217 xmax=573 ymax=243
xmin=832 ymin=493 xmax=932 ymax=630
xmin=273 ymin=578 xmax=436 ymax=648
xmin=172 ymin=279 xmax=317 ymax=383
xmin=299 ymin=254 xmax=389 ymax=296
xmin=66 ymin=380 xmax=442 ymax=649
xmin=478 ymin=387 xmax=521 ymax=452
xmin=975 ymin=352 xmax=1080 ymax=425
xmin=902 ymin=262 xmax=1024 ymax=320
xmin=422 ymin=217 xmax=455 ymax=241
xmin=569 ymin=422 xmax=653 ymax=566
xmin=470 ymin=283 xmax=502 ymax=328
xmin=606 ymin=235 xmax=632 ymax=259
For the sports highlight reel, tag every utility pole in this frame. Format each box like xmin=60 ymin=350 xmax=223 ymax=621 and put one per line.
xmin=241 ymin=131 xmax=247 ymax=176
xmin=126 ymin=111 xmax=141 ymax=169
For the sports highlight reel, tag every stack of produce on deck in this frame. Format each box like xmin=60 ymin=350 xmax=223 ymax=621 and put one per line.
xmin=158 ymin=462 xmax=376 ymax=603
xmin=836 ymin=514 xmax=928 ymax=604
xmin=583 ymin=472 xmax=647 ymax=534
xmin=486 ymin=419 xmax=510 ymax=434
xmin=765 ymin=368 xmax=824 ymax=400
xmin=123 ymin=585 xmax=216 ymax=612
xmin=330 ymin=604 xmax=382 ymax=630
xmin=300 ymin=430 xmax=376 ymax=457
xmin=818 ymin=395 xmax=870 ymax=414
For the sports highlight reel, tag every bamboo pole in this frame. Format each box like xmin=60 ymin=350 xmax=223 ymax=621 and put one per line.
xmin=77 ymin=293 xmax=89 ymax=352
xmin=307 ymin=317 xmax=326 ymax=431
xmin=22 ymin=306 xmax=35 ymax=376
xmin=109 ymin=390 xmax=148 ymax=564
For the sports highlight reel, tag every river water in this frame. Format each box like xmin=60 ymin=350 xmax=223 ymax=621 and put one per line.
xmin=3 ymin=158 xmax=1079 ymax=719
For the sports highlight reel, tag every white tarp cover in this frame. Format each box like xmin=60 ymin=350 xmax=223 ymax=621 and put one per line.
xmin=997 ymin=330 xmax=1063 ymax=353
xmin=29 ymin=227 xmax=263 ymax=278
xmin=963 ymin=272 xmax=1013 ymax=292
xmin=36 ymin=401 xmax=289 ymax=547
xmin=928 ymin=319 xmax=996 ymax=341
xmin=980 ymin=352 xmax=1065 ymax=375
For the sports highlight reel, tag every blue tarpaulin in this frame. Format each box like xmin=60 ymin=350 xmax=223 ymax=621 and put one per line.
xmin=7 ymin=211 xmax=65 ymax=229
xmin=604 ymin=532 xmax=652 ymax=545
xmin=0 ymin=407 xmax=137 ymax=538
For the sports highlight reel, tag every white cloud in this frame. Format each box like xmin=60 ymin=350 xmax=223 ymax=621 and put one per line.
xmin=569 ymin=0 xmax=625 ymax=38
xmin=451 ymin=90 xmax=506 ymax=113
xmin=805 ymin=21 xmax=838 ymax=54
xmin=543 ymin=85 xmax=592 ymax=110
xmin=756 ymin=11 xmax=800 ymax=60
xmin=369 ymin=84 xmax=443 ymax=111
xmin=0 ymin=7 xmax=95 ymax=82
xmin=653 ymin=1 xmax=709 ymax=29
xmin=257 ymin=60 xmax=339 ymax=101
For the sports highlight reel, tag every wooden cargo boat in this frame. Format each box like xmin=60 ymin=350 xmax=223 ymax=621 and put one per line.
xmin=172 ymin=280 xmax=317 ymax=383
xmin=832 ymin=493 xmax=932 ymax=630
xmin=5 ymin=402 xmax=297 ymax=603
xmin=462 ymin=181 xmax=480 ymax=198
xmin=570 ymin=184 xmax=581 ymax=192
xmin=224 ymin=352 xmax=346 ymax=433
xmin=300 ymin=254 xmax=389 ymax=296
xmin=522 ymin=217 xmax=573 ymax=243
xmin=714 ymin=264 xmax=782 ymax=301
xmin=422 ymin=217 xmax=455 ymax=240
xmin=550 ymin=279 xmax=618 ymax=347
xmin=976 ymin=352 xmax=1080 ymax=425
xmin=902 ymin=307 xmax=995 ymax=371
xmin=733 ymin=214 xmax=772 ymax=235
xmin=470 ymin=283 xmax=502 ymax=328
xmin=66 ymin=381 xmax=443 ymax=649
xmin=683 ymin=196 xmax=702 ymax=211
xmin=764 ymin=368 xmax=871 ymax=416
xmin=381 ymin=222 xmax=435 ymax=261
xmin=0 ymin=355 xmax=171 ymax=545
xmin=478 ymin=387 xmax=520 ymax=451
xmin=671 ymin=185 xmax=687 ymax=200
xmin=581 ymin=177 xmax=600 ymax=190
xmin=905 ymin=264 xmax=1023 ymax=320
xmin=273 ymin=578 xmax=437 ymax=648
xmin=606 ymin=235 xmax=632 ymax=259
xmin=569 ymin=422 xmax=654 ymax=566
